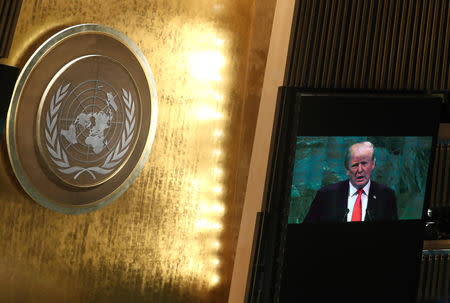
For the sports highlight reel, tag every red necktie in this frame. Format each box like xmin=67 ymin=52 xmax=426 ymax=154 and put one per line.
xmin=351 ymin=189 xmax=363 ymax=222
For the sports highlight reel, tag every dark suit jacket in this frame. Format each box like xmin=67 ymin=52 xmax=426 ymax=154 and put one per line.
xmin=303 ymin=180 xmax=398 ymax=223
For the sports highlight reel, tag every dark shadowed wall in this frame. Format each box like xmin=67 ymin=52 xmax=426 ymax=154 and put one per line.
xmin=285 ymin=0 xmax=450 ymax=90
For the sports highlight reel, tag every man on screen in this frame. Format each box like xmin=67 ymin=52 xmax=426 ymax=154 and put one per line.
xmin=304 ymin=141 xmax=398 ymax=223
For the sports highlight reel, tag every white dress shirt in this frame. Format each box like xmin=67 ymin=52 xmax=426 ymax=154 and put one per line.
xmin=347 ymin=180 xmax=371 ymax=222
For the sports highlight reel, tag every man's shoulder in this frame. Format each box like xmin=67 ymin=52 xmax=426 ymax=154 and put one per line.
xmin=317 ymin=180 xmax=348 ymax=193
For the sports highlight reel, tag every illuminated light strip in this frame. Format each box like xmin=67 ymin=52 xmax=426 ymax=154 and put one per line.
xmin=195 ymin=219 xmax=223 ymax=231
xmin=199 ymin=203 xmax=225 ymax=214
xmin=187 ymin=34 xmax=227 ymax=288
xmin=214 ymin=93 xmax=224 ymax=101
xmin=188 ymin=50 xmax=225 ymax=81
xmin=213 ymin=167 xmax=223 ymax=176
xmin=210 ymin=274 xmax=220 ymax=286
xmin=212 ymin=203 xmax=225 ymax=213
xmin=213 ymin=38 xmax=224 ymax=45
xmin=195 ymin=106 xmax=224 ymax=120
xmin=214 ymin=130 xmax=224 ymax=138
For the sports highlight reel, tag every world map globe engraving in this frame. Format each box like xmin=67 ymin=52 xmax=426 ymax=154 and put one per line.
xmin=58 ymin=80 xmax=125 ymax=164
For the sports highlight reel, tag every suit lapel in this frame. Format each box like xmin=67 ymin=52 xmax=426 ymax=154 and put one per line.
xmin=338 ymin=181 xmax=349 ymax=222
xmin=366 ymin=181 xmax=377 ymax=221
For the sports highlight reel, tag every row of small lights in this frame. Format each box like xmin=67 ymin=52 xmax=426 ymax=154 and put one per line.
xmin=189 ymin=35 xmax=226 ymax=287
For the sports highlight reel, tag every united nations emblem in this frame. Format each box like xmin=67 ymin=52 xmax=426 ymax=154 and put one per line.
xmin=7 ymin=25 xmax=157 ymax=213
xmin=37 ymin=55 xmax=142 ymax=188
xmin=41 ymin=81 xmax=136 ymax=187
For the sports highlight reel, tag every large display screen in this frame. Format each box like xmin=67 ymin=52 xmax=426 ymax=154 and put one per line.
xmin=249 ymin=89 xmax=443 ymax=303
xmin=289 ymin=136 xmax=433 ymax=223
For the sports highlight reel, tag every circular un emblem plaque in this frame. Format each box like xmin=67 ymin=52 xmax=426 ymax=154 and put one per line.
xmin=7 ymin=24 xmax=157 ymax=213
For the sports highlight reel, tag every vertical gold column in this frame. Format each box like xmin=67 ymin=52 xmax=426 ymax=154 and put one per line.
xmin=228 ymin=1 xmax=296 ymax=302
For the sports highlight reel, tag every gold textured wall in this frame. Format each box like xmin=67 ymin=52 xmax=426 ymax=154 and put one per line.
xmin=0 ymin=1 xmax=276 ymax=302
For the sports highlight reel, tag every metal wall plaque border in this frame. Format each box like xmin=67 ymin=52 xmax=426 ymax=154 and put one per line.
xmin=6 ymin=24 xmax=158 ymax=214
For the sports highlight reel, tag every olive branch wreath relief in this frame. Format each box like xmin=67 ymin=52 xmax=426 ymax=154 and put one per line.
xmin=45 ymin=84 xmax=135 ymax=180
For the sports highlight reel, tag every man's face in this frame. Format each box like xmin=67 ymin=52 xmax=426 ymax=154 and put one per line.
xmin=346 ymin=146 xmax=376 ymax=189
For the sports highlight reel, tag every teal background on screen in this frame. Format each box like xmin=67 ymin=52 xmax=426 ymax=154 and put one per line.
xmin=289 ymin=136 xmax=433 ymax=223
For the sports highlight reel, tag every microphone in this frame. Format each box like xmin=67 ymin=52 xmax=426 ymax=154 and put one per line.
xmin=366 ymin=209 xmax=373 ymax=221
xmin=342 ymin=208 xmax=349 ymax=222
